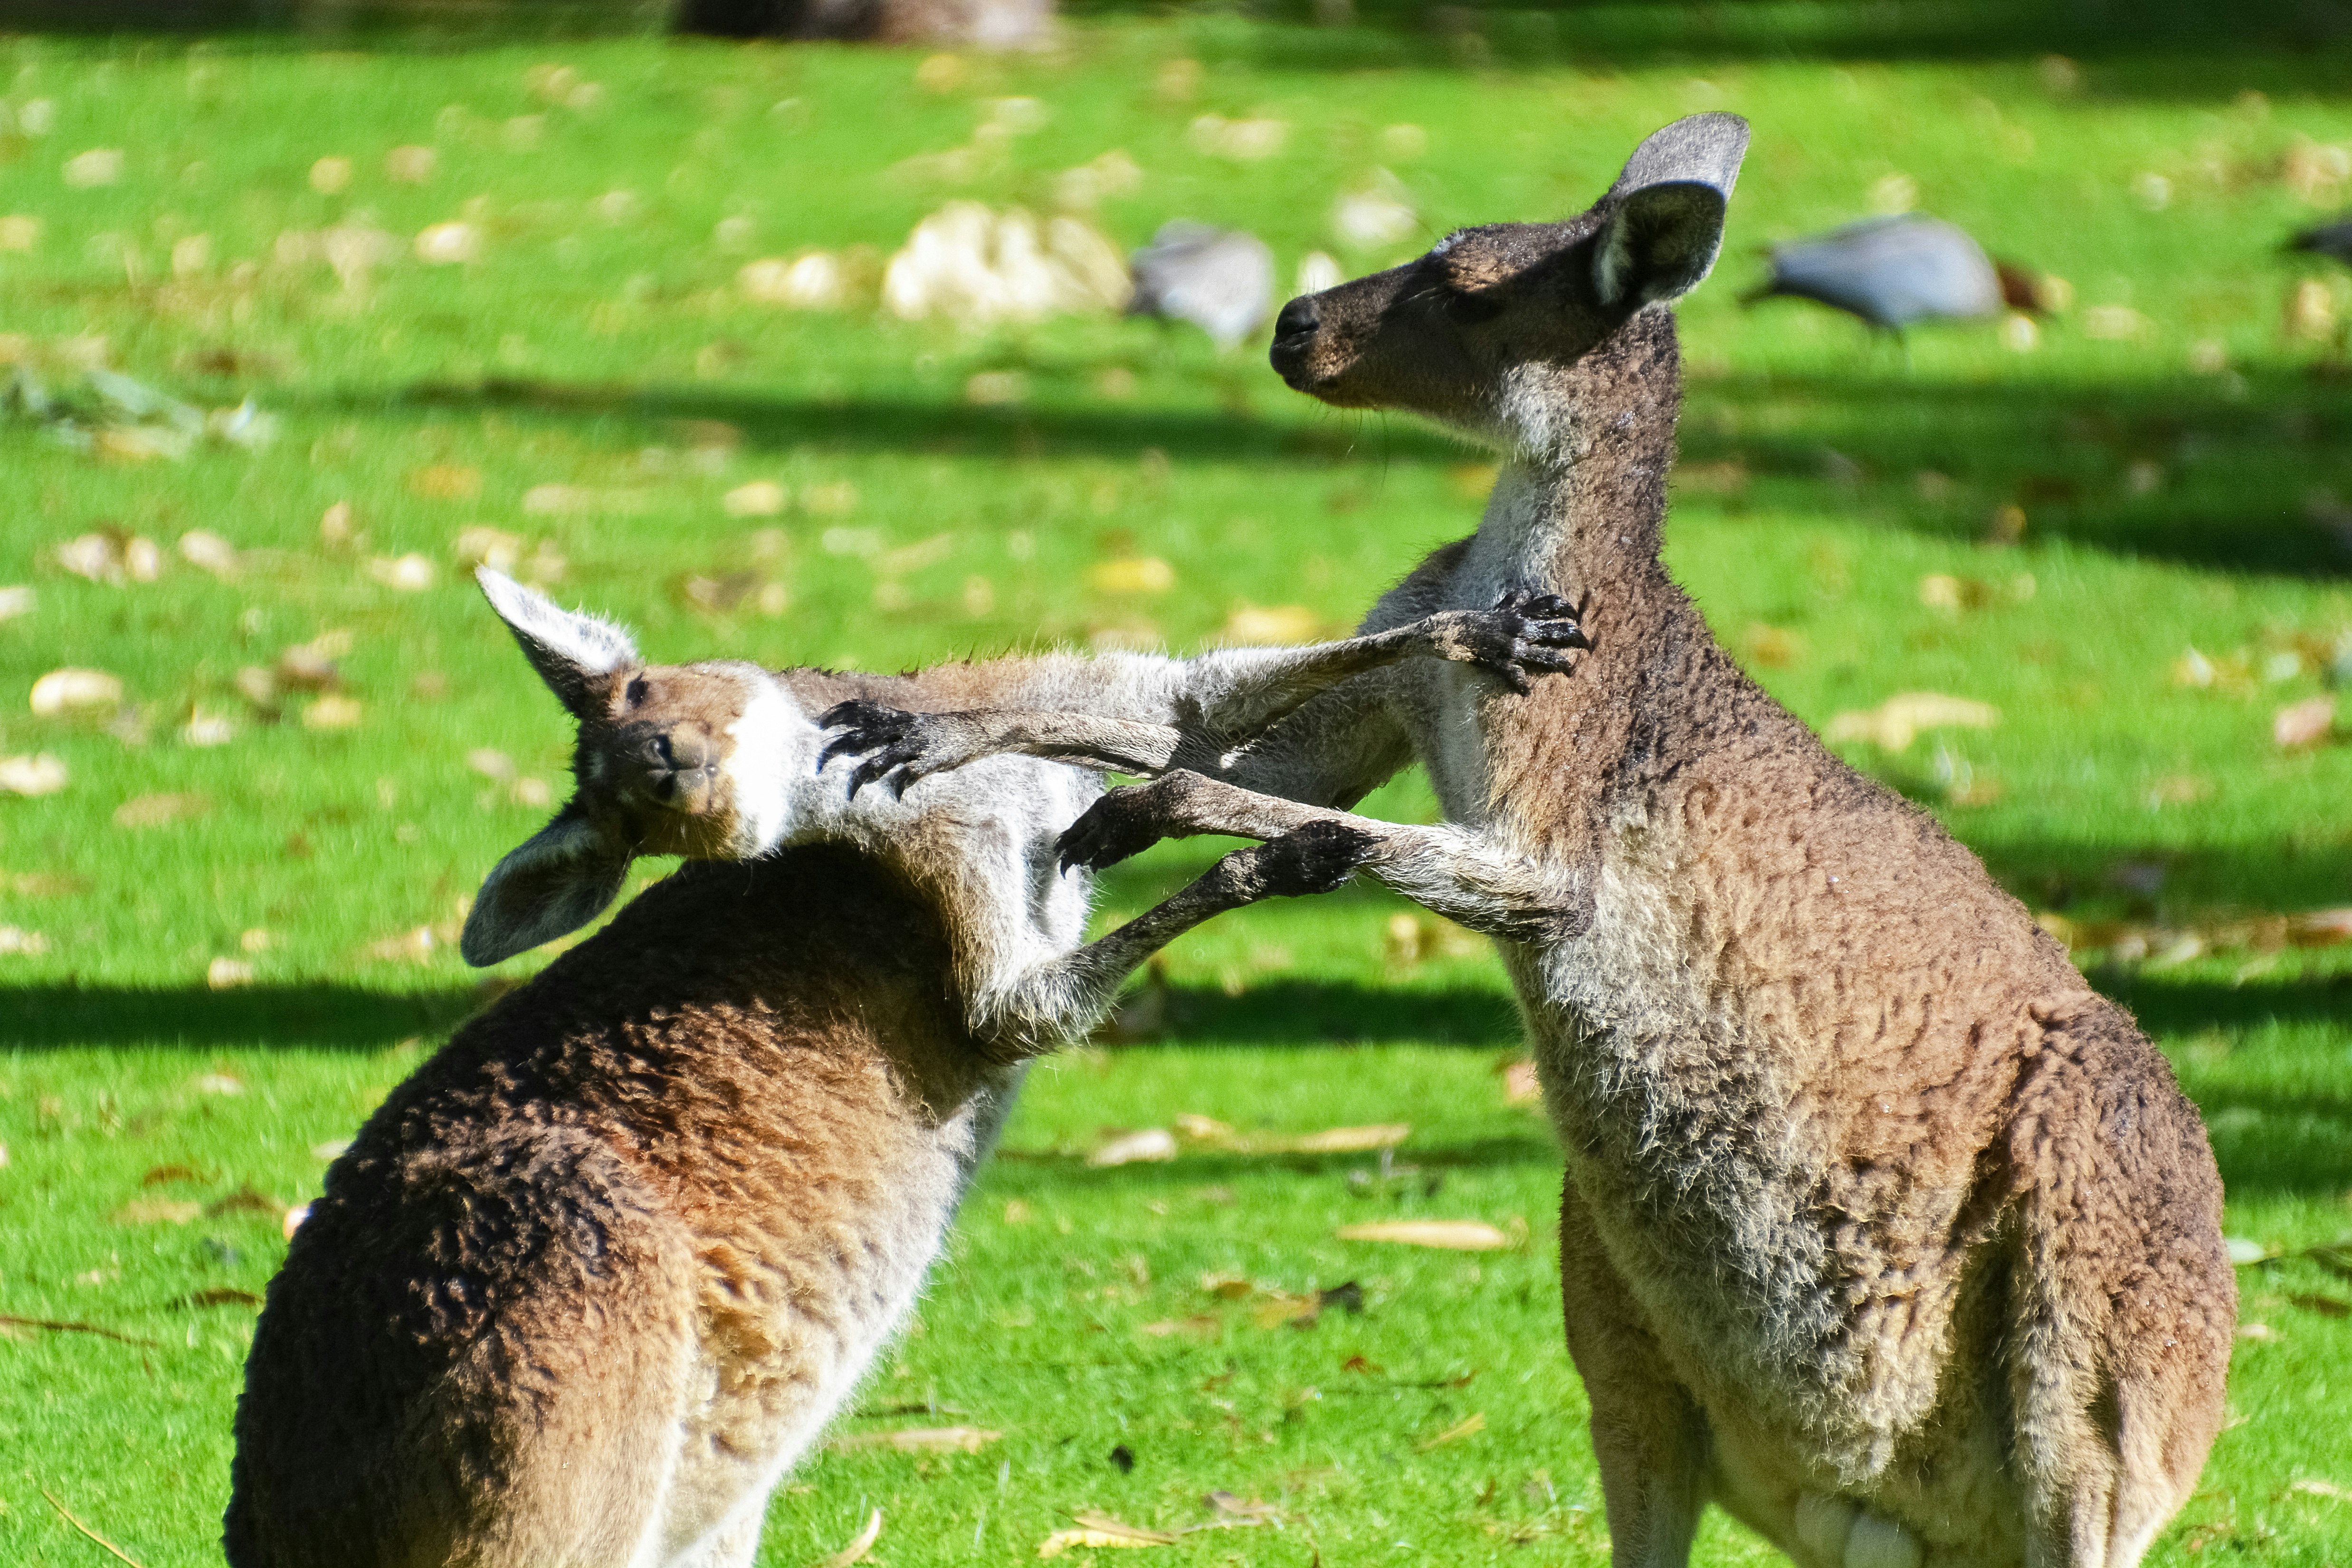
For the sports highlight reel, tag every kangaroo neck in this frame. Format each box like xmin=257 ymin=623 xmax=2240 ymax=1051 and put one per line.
xmin=1459 ymin=314 xmax=1682 ymax=608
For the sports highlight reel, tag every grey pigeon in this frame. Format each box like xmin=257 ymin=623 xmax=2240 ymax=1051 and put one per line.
xmin=1743 ymin=213 xmax=2001 ymax=332
xmin=1127 ymin=222 xmax=1275 ymax=351
xmin=2288 ymin=217 xmax=2352 ymax=266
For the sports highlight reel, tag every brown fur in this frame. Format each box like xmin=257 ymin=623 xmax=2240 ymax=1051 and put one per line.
xmin=1006 ymin=117 xmax=2233 ymax=1566
xmin=227 ymin=577 xmax=1417 ymax=1567
xmin=227 ymin=851 xmax=1008 ymax=1568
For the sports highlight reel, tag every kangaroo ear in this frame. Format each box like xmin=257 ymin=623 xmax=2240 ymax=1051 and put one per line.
xmin=476 ymin=567 xmax=641 ymax=719
xmin=460 ymin=803 xmax=631 ymax=966
xmin=1593 ymin=112 xmax=1750 ymax=308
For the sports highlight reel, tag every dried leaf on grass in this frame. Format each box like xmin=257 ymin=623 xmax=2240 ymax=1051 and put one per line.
xmin=1088 ymin=1128 xmax=1178 ymax=1167
xmin=1218 ymin=604 xmax=1324 ymax=645
xmin=365 ymin=924 xmax=447 ymax=964
xmin=2036 ymin=907 xmax=2352 ymax=963
xmin=1202 ymin=1491 xmax=1278 ymax=1521
xmin=30 ymin=667 xmax=123 ymax=718
xmin=1087 ymin=557 xmax=1177 ymax=596
xmin=1335 ymin=1219 xmax=1516 ymax=1252
xmin=367 ymin=553 xmax=437 ymax=591
xmin=1275 ymin=1125 xmax=1409 ymax=1155
xmin=2276 ymin=694 xmax=2336 ymax=749
xmin=1825 ymin=693 xmax=1999 ymax=751
xmin=1173 ymin=1119 xmax=1409 ymax=1156
xmin=809 ymin=1508 xmax=882 ymax=1568
xmin=0 ymin=1313 xmax=159 ymax=1347
xmin=0 ymin=752 xmax=69 ymax=795
xmin=1417 ymin=1411 xmax=1487 ymax=1450
xmin=114 ymin=1197 xmax=201 ymax=1225
xmin=524 ymin=483 xmax=653 ymax=518
xmin=2293 ymin=1477 xmax=2351 ymax=1500
xmin=1038 ymin=1513 xmax=1178 ymax=1556
xmin=207 ymin=1186 xmax=282 ymax=1217
xmin=41 ymin=1489 xmax=148 ymax=1568
xmin=113 ymin=792 xmax=211 ymax=829
xmin=1138 ymin=1315 xmax=1221 ymax=1339
xmin=179 ymin=1286 xmax=264 ymax=1309
xmin=830 ymin=1425 xmax=1000 ymax=1454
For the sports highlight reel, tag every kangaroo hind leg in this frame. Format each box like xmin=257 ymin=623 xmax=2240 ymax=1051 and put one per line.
xmin=1560 ymin=1178 xmax=1709 ymax=1568
xmin=2004 ymin=1014 xmax=2235 ymax=1568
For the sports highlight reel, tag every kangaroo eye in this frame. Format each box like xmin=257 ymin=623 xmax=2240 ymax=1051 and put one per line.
xmin=623 ymin=676 xmax=649 ymax=706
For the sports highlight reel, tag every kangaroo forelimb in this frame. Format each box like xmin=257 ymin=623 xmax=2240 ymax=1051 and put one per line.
xmin=1056 ymin=770 xmax=1573 ymax=943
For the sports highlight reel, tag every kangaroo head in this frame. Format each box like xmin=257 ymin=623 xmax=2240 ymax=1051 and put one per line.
xmin=1269 ymin=113 xmax=1747 ymax=453
xmin=460 ymin=569 xmax=809 ymax=965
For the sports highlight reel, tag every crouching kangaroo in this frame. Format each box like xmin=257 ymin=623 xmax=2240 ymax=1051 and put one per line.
xmin=823 ymin=117 xmax=2235 ymax=1568
xmin=224 ymin=574 xmax=1582 ymax=1568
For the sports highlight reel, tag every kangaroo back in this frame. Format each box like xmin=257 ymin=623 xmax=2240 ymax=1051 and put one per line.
xmin=228 ymin=848 xmax=1011 ymax=1568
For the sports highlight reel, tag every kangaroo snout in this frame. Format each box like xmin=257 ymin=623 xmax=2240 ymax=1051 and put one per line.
xmin=1268 ymin=294 xmax=1324 ymax=386
xmin=616 ymin=722 xmax=724 ymax=812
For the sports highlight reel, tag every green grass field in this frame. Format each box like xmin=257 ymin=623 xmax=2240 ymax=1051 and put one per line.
xmin=2 ymin=12 xmax=2351 ymax=1564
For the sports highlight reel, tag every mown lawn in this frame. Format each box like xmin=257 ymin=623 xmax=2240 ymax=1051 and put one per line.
xmin=1 ymin=12 xmax=2350 ymax=1564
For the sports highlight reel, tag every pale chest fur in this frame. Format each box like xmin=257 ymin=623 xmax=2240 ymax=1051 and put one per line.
xmin=650 ymin=1069 xmax=1021 ymax=1563
xmin=1378 ymin=477 xmax=1998 ymax=1476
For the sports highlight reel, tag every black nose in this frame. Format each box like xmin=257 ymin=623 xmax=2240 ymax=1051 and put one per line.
xmin=1273 ymin=295 xmax=1320 ymax=340
xmin=639 ymin=730 xmax=714 ymax=778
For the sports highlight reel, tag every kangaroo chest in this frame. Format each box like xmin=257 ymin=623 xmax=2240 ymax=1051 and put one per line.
xmin=1381 ymin=506 xmax=1980 ymax=1469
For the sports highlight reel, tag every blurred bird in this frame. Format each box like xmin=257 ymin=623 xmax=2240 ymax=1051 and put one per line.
xmin=2287 ymin=217 xmax=2352 ymax=267
xmin=1743 ymin=213 xmax=2002 ymax=333
xmin=1127 ymin=222 xmax=1275 ymax=351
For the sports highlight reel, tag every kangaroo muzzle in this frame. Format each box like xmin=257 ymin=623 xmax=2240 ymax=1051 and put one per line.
xmin=616 ymin=723 xmax=724 ymax=815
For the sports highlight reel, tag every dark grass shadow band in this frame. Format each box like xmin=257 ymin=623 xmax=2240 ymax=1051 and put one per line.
xmin=333 ymin=366 xmax=2352 ymax=581
xmin=23 ymin=0 xmax=2352 ymax=74
xmin=0 ymin=983 xmax=485 ymax=1051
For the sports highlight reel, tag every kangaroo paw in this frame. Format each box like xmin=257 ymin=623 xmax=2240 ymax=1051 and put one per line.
xmin=1438 ymin=598 xmax=1593 ymax=694
xmin=1057 ymin=783 xmax=1181 ymax=874
xmin=818 ymin=701 xmax=963 ymax=798
xmin=1234 ymin=820 xmax=1381 ymax=898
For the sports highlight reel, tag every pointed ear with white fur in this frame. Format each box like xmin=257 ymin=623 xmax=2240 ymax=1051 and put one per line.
xmin=1593 ymin=112 xmax=1750 ymax=308
xmin=460 ymin=802 xmax=632 ymax=966
xmin=476 ymin=566 xmax=641 ymax=718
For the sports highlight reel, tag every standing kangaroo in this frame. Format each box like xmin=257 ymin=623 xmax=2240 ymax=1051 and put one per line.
xmin=224 ymin=574 xmax=1579 ymax=1568
xmin=823 ymin=116 xmax=2235 ymax=1568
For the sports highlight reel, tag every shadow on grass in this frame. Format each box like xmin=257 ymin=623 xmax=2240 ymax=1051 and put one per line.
xmin=1971 ymin=836 xmax=2352 ymax=920
xmin=1072 ymin=0 xmax=2352 ymax=78
xmin=1118 ymin=979 xmax=1521 ymax=1049
xmin=382 ymin=377 xmax=1447 ymax=467
xmin=0 ymin=983 xmax=483 ymax=1051
xmin=29 ymin=0 xmax=2352 ymax=88
xmin=363 ymin=362 xmax=2352 ymax=580
xmin=2105 ymin=969 xmax=2352 ymax=1043
xmin=999 ymin=1134 xmax=1561 ymax=1178
xmin=1679 ymin=366 xmax=2352 ymax=580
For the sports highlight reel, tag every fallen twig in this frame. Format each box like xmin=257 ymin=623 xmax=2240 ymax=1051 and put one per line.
xmin=1 ymin=1314 xmax=160 ymax=1348
xmin=41 ymin=1489 xmax=148 ymax=1568
xmin=810 ymin=1508 xmax=882 ymax=1568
